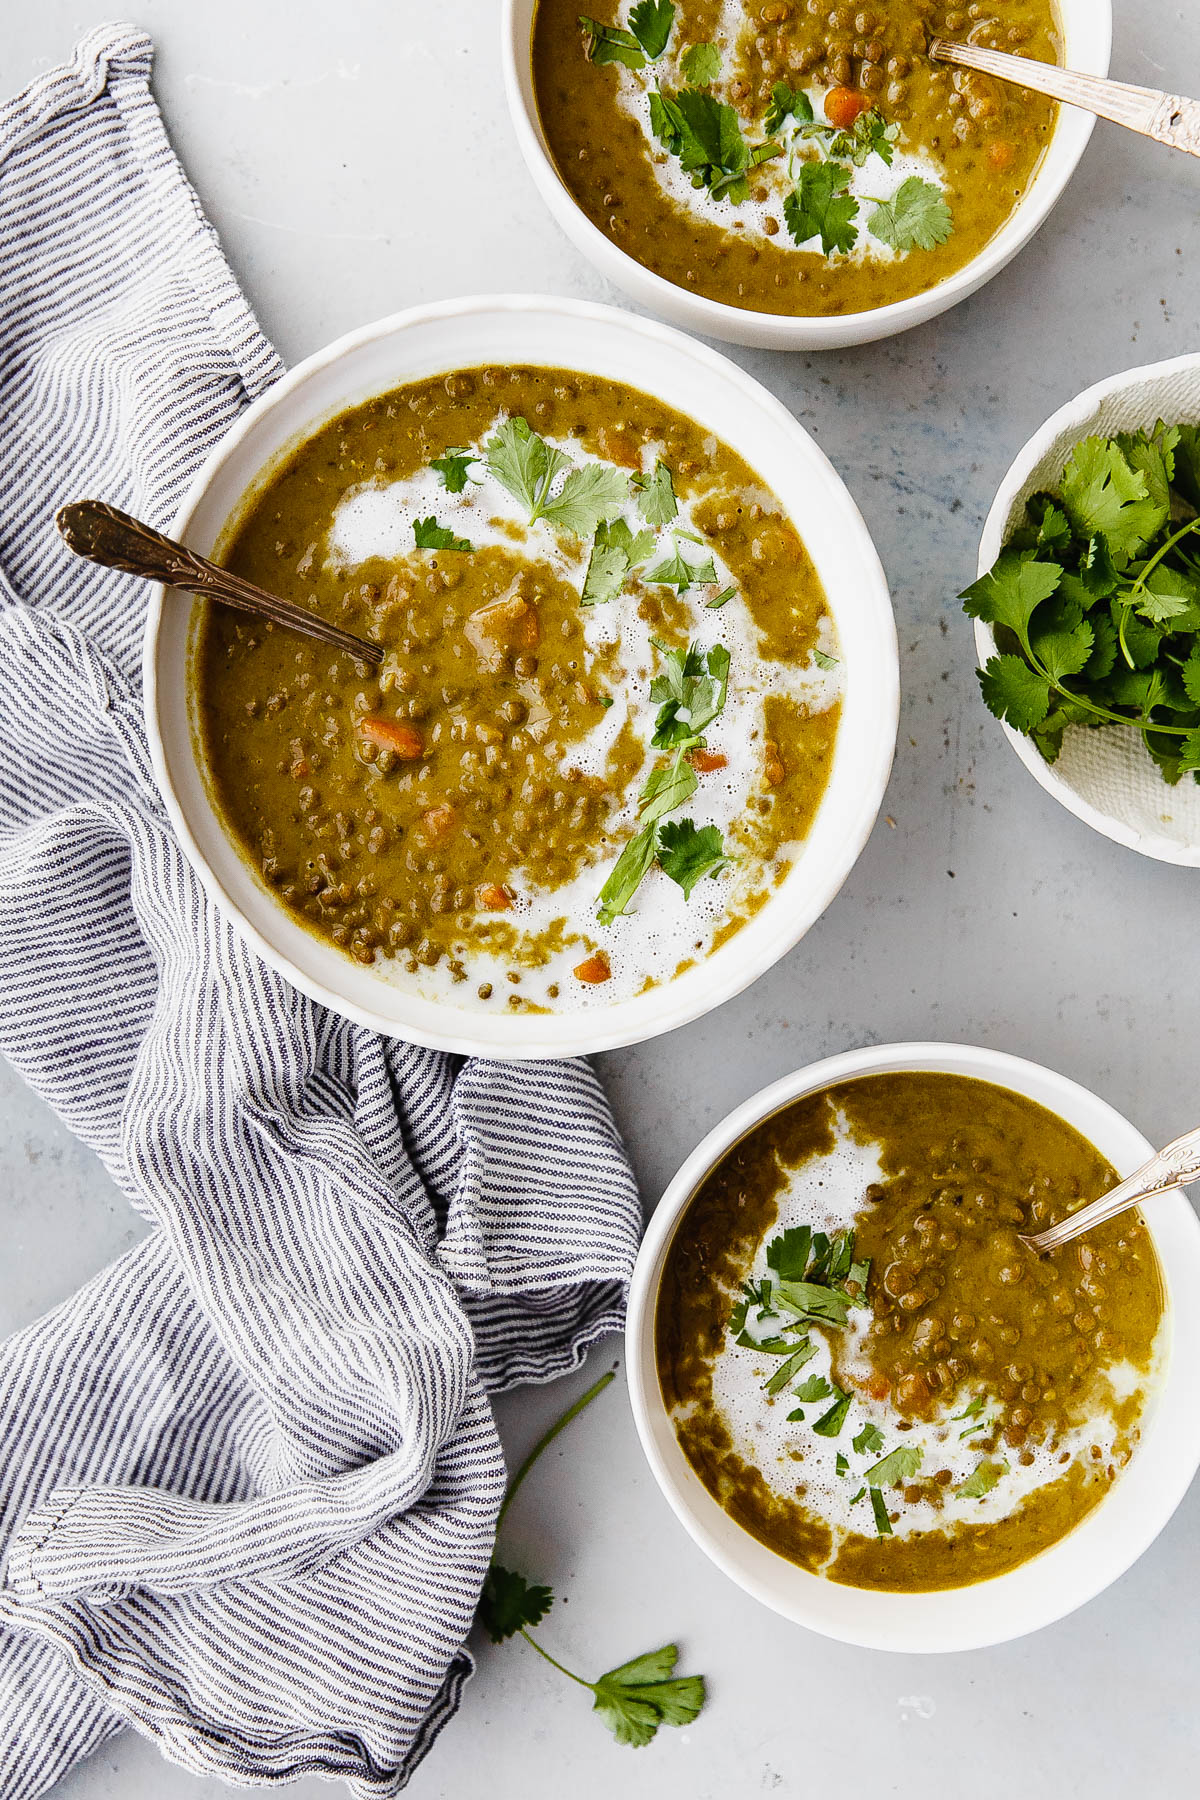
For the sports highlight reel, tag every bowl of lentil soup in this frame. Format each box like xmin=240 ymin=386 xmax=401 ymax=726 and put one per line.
xmin=504 ymin=0 xmax=1110 ymax=349
xmin=145 ymin=295 xmax=896 ymax=1057
xmin=627 ymin=1042 xmax=1200 ymax=1650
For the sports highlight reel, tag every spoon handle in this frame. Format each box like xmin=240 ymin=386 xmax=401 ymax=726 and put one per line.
xmin=56 ymin=500 xmax=384 ymax=667
xmin=1021 ymin=1123 xmax=1200 ymax=1255
xmin=928 ymin=39 xmax=1200 ymax=160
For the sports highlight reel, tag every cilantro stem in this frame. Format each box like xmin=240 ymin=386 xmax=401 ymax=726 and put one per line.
xmin=1129 ymin=514 xmax=1200 ymax=603
xmin=497 ymin=1368 xmax=616 ymax=1532
xmin=519 ymin=1628 xmax=594 ymax=1690
xmin=1021 ymin=633 xmax=1195 ymax=737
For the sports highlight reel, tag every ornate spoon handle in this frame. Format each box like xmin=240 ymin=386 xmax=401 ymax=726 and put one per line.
xmin=929 ymin=39 xmax=1200 ymax=160
xmin=56 ymin=500 xmax=384 ymax=667
xmin=1021 ymin=1123 xmax=1200 ymax=1255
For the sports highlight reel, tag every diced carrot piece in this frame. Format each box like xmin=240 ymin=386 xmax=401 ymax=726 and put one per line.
xmin=421 ymin=804 xmax=457 ymax=841
xmin=573 ymin=953 xmax=611 ymax=985
xmin=477 ymin=883 xmax=513 ymax=911
xmin=688 ymin=748 xmax=728 ymax=774
xmin=359 ymin=715 xmax=424 ymax=758
xmin=764 ymin=740 xmax=786 ymax=787
xmin=987 ymin=139 xmax=1015 ymax=170
xmin=825 ymin=86 xmax=870 ymax=130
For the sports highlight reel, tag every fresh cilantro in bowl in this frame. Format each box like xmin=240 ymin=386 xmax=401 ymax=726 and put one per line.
xmin=963 ymin=421 xmax=1200 ymax=784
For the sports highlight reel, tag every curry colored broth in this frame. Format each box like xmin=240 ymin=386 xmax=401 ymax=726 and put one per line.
xmin=532 ymin=0 xmax=1060 ymax=318
xmin=194 ymin=365 xmax=841 ymax=1009
xmin=656 ymin=1073 xmax=1164 ymax=1592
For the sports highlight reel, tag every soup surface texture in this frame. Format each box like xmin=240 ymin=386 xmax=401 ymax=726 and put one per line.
xmin=656 ymin=1073 xmax=1164 ymax=1591
xmin=195 ymin=365 xmax=841 ymax=1013
xmin=532 ymin=0 xmax=1060 ymax=317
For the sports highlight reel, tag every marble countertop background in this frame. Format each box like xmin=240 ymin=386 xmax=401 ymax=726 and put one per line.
xmin=3 ymin=3 xmax=1199 ymax=1795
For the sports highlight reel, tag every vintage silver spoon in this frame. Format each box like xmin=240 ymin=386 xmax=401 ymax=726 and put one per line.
xmin=1020 ymin=1123 xmax=1200 ymax=1255
xmin=56 ymin=500 xmax=384 ymax=668
xmin=929 ymin=38 xmax=1200 ymax=160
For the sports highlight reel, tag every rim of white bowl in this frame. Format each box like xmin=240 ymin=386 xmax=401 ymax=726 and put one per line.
xmin=144 ymin=293 xmax=898 ymax=1058
xmin=500 ymin=0 xmax=1111 ymax=352
xmin=627 ymin=1040 xmax=1200 ymax=1653
xmin=974 ymin=352 xmax=1200 ymax=868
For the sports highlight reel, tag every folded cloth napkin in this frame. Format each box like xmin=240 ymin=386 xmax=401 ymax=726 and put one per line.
xmin=0 ymin=25 xmax=641 ymax=1798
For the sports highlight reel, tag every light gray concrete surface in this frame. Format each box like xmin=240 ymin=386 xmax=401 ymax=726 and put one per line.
xmin=3 ymin=3 xmax=1200 ymax=1795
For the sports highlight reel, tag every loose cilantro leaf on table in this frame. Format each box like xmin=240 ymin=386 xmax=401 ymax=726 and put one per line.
xmin=413 ymin=517 xmax=472 ymax=552
xmin=430 ymin=449 xmax=479 ymax=493
xmin=480 ymin=1565 xmax=554 ymax=1642
xmin=591 ymin=1645 xmax=706 ymax=1747
xmin=481 ymin=1367 xmax=706 ymax=1748
xmin=783 ymin=160 xmax=858 ymax=256
xmin=679 ymin=40 xmax=720 ymax=84
xmin=963 ymin=420 xmax=1200 ymax=781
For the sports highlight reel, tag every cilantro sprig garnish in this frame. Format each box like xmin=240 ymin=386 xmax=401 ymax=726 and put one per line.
xmin=480 ymin=1368 xmax=706 ymax=1748
xmin=964 ymin=420 xmax=1200 ymax=781
xmin=484 ymin=417 xmax=630 ymax=537
xmin=596 ymin=640 xmax=733 ymax=923
xmin=650 ymin=86 xmax=779 ymax=204
xmin=579 ymin=0 xmax=675 ymax=68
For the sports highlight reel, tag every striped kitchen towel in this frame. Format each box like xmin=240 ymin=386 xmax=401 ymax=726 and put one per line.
xmin=0 ymin=24 xmax=641 ymax=1798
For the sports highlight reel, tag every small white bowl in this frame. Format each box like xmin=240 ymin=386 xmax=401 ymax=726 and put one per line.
xmin=975 ymin=353 xmax=1200 ymax=866
xmin=627 ymin=1041 xmax=1200 ymax=1653
xmin=144 ymin=294 xmax=897 ymax=1059
xmin=501 ymin=0 xmax=1110 ymax=352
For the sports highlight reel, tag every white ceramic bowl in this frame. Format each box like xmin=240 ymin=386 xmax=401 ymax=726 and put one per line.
xmin=144 ymin=294 xmax=897 ymax=1059
xmin=976 ymin=354 xmax=1200 ymax=866
xmin=501 ymin=0 xmax=1110 ymax=351
xmin=627 ymin=1040 xmax=1200 ymax=1652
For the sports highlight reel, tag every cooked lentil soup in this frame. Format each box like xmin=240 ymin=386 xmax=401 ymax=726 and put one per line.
xmin=532 ymin=0 xmax=1060 ymax=317
xmin=657 ymin=1073 xmax=1164 ymax=1591
xmin=194 ymin=366 xmax=841 ymax=1011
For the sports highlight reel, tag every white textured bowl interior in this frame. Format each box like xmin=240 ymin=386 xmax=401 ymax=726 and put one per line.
xmin=145 ymin=295 xmax=897 ymax=1058
xmin=627 ymin=1041 xmax=1200 ymax=1654
xmin=502 ymin=0 xmax=1110 ymax=351
xmin=976 ymin=354 xmax=1200 ymax=866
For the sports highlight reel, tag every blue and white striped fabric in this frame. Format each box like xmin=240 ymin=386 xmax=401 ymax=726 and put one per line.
xmin=0 ymin=25 xmax=642 ymax=1797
